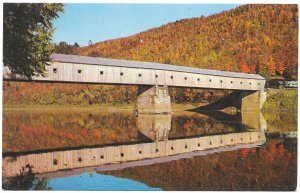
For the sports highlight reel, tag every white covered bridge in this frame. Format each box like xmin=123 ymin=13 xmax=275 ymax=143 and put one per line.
xmin=3 ymin=53 xmax=267 ymax=113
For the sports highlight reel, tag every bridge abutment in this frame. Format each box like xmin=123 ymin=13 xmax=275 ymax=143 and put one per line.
xmin=134 ymin=85 xmax=172 ymax=114
xmin=237 ymin=90 xmax=267 ymax=111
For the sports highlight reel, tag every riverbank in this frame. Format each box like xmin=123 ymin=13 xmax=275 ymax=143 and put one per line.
xmin=262 ymin=88 xmax=297 ymax=113
xmin=2 ymin=103 xmax=203 ymax=112
xmin=2 ymin=103 xmax=134 ymax=111
xmin=3 ymin=83 xmax=297 ymax=112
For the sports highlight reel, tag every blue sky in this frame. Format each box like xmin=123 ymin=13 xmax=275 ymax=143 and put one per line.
xmin=52 ymin=4 xmax=240 ymax=46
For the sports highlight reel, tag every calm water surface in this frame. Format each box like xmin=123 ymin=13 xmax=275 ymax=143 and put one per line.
xmin=2 ymin=108 xmax=297 ymax=191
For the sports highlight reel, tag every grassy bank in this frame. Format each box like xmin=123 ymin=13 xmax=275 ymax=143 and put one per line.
xmin=2 ymin=103 xmax=135 ymax=111
xmin=3 ymin=81 xmax=297 ymax=112
xmin=262 ymin=88 xmax=297 ymax=112
xmin=2 ymin=81 xmax=230 ymax=109
xmin=2 ymin=103 xmax=199 ymax=112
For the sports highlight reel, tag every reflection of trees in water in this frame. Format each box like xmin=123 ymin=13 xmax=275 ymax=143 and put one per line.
xmin=100 ymin=139 xmax=297 ymax=191
xmin=263 ymin=112 xmax=297 ymax=133
xmin=3 ymin=111 xmax=138 ymax=153
xmin=170 ymin=113 xmax=240 ymax=138
xmin=4 ymin=110 xmax=295 ymax=153
xmin=4 ymin=111 xmax=243 ymax=153
xmin=2 ymin=164 xmax=50 ymax=190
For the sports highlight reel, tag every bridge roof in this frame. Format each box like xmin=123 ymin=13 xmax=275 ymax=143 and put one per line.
xmin=50 ymin=54 xmax=265 ymax=80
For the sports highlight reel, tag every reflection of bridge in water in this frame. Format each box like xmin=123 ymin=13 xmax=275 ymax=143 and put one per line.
xmin=137 ymin=111 xmax=267 ymax=142
xmin=37 ymin=137 xmax=265 ymax=180
xmin=137 ymin=114 xmax=172 ymax=141
xmin=3 ymin=111 xmax=266 ymax=178
xmin=3 ymin=131 xmax=266 ymax=178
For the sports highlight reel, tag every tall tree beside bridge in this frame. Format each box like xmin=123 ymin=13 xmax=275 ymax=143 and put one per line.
xmin=3 ymin=3 xmax=64 ymax=79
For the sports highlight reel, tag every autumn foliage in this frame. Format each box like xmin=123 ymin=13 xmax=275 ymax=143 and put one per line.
xmin=3 ymin=4 xmax=298 ymax=106
xmin=2 ymin=110 xmax=240 ymax=153
xmin=3 ymin=81 xmax=231 ymax=106
xmin=102 ymin=139 xmax=297 ymax=191
xmin=73 ymin=4 xmax=298 ymax=80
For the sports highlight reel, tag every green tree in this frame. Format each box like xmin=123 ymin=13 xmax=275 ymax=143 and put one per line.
xmin=73 ymin=42 xmax=80 ymax=47
xmin=88 ymin=40 xmax=93 ymax=46
xmin=3 ymin=3 xmax=64 ymax=79
xmin=55 ymin=41 xmax=75 ymax=54
xmin=2 ymin=164 xmax=51 ymax=190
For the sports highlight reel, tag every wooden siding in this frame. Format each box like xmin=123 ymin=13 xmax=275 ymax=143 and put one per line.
xmin=16 ymin=61 xmax=267 ymax=91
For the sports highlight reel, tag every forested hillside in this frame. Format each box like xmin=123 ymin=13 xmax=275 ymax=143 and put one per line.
xmin=75 ymin=4 xmax=298 ymax=80
xmin=4 ymin=4 xmax=298 ymax=107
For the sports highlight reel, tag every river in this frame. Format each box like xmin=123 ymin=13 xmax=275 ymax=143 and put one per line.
xmin=2 ymin=108 xmax=297 ymax=190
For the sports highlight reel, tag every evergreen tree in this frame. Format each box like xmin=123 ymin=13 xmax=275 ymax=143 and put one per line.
xmin=73 ymin=42 xmax=80 ymax=47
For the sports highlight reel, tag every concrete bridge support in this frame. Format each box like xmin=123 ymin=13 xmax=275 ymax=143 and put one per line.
xmin=134 ymin=85 xmax=171 ymax=114
xmin=238 ymin=90 xmax=267 ymax=111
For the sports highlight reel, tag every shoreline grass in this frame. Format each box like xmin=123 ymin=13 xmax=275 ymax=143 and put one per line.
xmin=2 ymin=103 xmax=199 ymax=112
xmin=262 ymin=88 xmax=297 ymax=113
xmin=3 ymin=88 xmax=297 ymax=113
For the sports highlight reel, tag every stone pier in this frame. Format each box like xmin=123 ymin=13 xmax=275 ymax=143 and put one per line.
xmin=134 ymin=87 xmax=266 ymax=113
xmin=134 ymin=85 xmax=171 ymax=114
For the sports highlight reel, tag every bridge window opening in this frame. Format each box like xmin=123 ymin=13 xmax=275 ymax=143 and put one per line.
xmin=220 ymin=80 xmax=223 ymax=83
xmin=209 ymin=79 xmax=212 ymax=82
xmin=249 ymin=82 xmax=252 ymax=85
xmin=78 ymin=69 xmax=82 ymax=74
xmin=92 ymin=156 xmax=96 ymax=160
xmin=185 ymin=144 xmax=188 ymax=148
xmin=220 ymin=140 xmax=223 ymax=144
xmin=184 ymin=77 xmax=187 ymax=80
xmin=197 ymin=78 xmax=200 ymax=81
xmin=231 ymin=81 xmax=233 ymax=84
xmin=171 ymin=146 xmax=174 ymax=150
xmin=231 ymin=139 xmax=234 ymax=142
xmin=120 ymin=72 xmax=124 ymax=76
xmin=241 ymin=138 xmax=243 ymax=141
xmin=258 ymin=135 xmax=261 ymax=139
xmin=139 ymin=151 xmax=142 ymax=154
xmin=100 ymin=71 xmax=104 ymax=75
xmin=78 ymin=157 xmax=82 ymax=162
xmin=120 ymin=153 xmax=124 ymax=157
xmin=240 ymin=82 xmax=243 ymax=84
xmin=155 ymin=75 xmax=158 ymax=78
xmin=258 ymin=83 xmax=260 ymax=85
xmin=100 ymin=155 xmax=104 ymax=159
xmin=53 ymin=159 xmax=58 ymax=165
xmin=170 ymin=76 xmax=173 ymax=79
xmin=198 ymin=143 xmax=200 ymax=147
xmin=53 ymin=68 xmax=57 ymax=73
xmin=138 ymin=73 xmax=142 ymax=77
xmin=156 ymin=148 xmax=159 ymax=152
xmin=210 ymin=141 xmax=212 ymax=145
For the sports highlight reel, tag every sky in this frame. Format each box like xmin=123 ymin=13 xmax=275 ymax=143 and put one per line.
xmin=52 ymin=4 xmax=240 ymax=46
